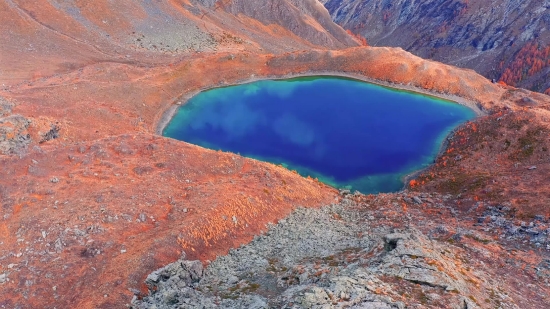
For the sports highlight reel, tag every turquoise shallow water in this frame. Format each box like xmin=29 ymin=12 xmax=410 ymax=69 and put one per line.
xmin=163 ymin=77 xmax=475 ymax=193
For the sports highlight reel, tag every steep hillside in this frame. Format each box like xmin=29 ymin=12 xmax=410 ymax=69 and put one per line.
xmin=0 ymin=0 xmax=358 ymax=86
xmin=322 ymin=0 xmax=550 ymax=93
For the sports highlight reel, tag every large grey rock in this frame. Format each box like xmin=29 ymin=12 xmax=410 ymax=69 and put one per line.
xmin=0 ymin=115 xmax=31 ymax=155
xmin=379 ymin=230 xmax=460 ymax=292
xmin=302 ymin=287 xmax=331 ymax=307
xmin=145 ymin=259 xmax=203 ymax=291
xmin=352 ymin=302 xmax=393 ymax=309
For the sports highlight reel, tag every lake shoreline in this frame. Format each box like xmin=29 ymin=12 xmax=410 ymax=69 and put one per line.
xmin=155 ymin=72 xmax=485 ymax=135
xmin=400 ymin=124 xmax=463 ymax=191
xmin=159 ymin=74 xmax=477 ymax=193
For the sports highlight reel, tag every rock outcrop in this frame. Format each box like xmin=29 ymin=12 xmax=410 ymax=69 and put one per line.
xmin=0 ymin=97 xmax=30 ymax=155
xmin=134 ymin=193 xmax=546 ymax=308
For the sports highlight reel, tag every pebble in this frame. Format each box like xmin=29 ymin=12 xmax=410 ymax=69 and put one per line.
xmin=227 ymin=275 xmax=239 ymax=284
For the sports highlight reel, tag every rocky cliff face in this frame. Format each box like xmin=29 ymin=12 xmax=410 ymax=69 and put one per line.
xmin=322 ymin=0 xmax=550 ymax=93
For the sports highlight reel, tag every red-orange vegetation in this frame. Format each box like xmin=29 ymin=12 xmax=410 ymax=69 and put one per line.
xmin=382 ymin=12 xmax=389 ymax=22
xmin=460 ymin=0 xmax=469 ymax=15
xmin=0 ymin=135 xmax=337 ymax=308
xmin=499 ymin=42 xmax=550 ymax=86
xmin=413 ymin=109 xmax=550 ymax=217
xmin=346 ymin=29 xmax=368 ymax=46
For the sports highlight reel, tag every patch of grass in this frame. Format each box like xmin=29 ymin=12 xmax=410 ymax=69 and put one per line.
xmin=266 ymin=258 xmax=278 ymax=272
xmin=500 ymin=90 xmax=515 ymax=101
xmin=241 ymin=282 xmax=260 ymax=293
xmin=504 ymin=139 xmax=511 ymax=150
xmin=418 ymin=290 xmax=429 ymax=305
xmin=509 ymin=126 xmax=548 ymax=161
xmin=322 ymin=255 xmax=340 ymax=266
xmin=484 ymin=188 xmax=506 ymax=203
xmin=223 ymin=280 xmax=261 ymax=299
xmin=466 ymin=234 xmax=491 ymax=244
xmin=466 ymin=277 xmax=478 ymax=285
xmin=488 ymin=288 xmax=502 ymax=308
xmin=342 ymin=248 xmax=362 ymax=254
xmin=438 ymin=173 xmax=489 ymax=195
xmin=507 ymin=118 xmax=529 ymax=131
xmin=220 ymin=293 xmax=239 ymax=300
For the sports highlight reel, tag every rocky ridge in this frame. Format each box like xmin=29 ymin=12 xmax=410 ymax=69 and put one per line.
xmin=133 ymin=191 xmax=549 ymax=308
xmin=321 ymin=0 xmax=550 ymax=93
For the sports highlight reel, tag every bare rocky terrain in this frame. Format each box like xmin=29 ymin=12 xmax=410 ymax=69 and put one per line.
xmin=133 ymin=191 xmax=550 ymax=308
xmin=321 ymin=0 xmax=550 ymax=93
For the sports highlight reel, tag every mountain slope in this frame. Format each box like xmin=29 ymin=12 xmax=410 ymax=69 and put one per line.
xmin=322 ymin=0 xmax=550 ymax=93
xmin=0 ymin=0 xmax=358 ymax=86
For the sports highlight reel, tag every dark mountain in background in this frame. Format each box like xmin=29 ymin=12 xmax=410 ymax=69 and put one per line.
xmin=321 ymin=0 xmax=550 ymax=94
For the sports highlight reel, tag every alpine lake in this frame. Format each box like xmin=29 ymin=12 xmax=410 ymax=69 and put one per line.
xmin=163 ymin=77 xmax=475 ymax=193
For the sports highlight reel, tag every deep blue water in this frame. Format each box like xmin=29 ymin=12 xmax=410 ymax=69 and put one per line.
xmin=163 ymin=77 xmax=475 ymax=193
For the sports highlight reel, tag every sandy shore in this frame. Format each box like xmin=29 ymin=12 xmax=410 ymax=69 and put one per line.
xmin=154 ymin=71 xmax=486 ymax=135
